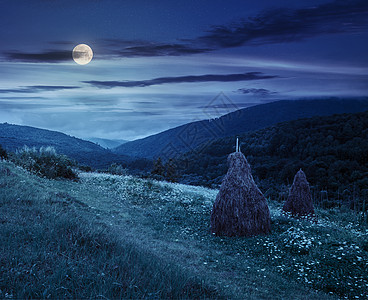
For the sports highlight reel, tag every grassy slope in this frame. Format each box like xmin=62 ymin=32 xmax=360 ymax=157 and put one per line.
xmin=0 ymin=161 xmax=218 ymax=299
xmin=1 ymin=160 xmax=367 ymax=299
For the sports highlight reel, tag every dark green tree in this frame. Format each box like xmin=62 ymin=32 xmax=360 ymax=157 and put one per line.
xmin=108 ymin=163 xmax=127 ymax=175
xmin=152 ymin=157 xmax=165 ymax=177
xmin=0 ymin=144 xmax=7 ymax=160
xmin=165 ymin=158 xmax=178 ymax=183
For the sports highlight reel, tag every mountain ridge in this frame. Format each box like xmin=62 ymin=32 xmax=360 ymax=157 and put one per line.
xmin=87 ymin=137 xmax=129 ymax=149
xmin=113 ymin=98 xmax=368 ymax=159
xmin=0 ymin=123 xmax=148 ymax=169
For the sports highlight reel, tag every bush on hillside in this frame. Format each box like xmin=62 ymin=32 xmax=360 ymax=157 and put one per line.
xmin=0 ymin=144 xmax=7 ymax=160
xmin=151 ymin=157 xmax=165 ymax=176
xmin=11 ymin=146 xmax=78 ymax=180
xmin=107 ymin=163 xmax=127 ymax=175
xmin=78 ymin=165 xmax=93 ymax=172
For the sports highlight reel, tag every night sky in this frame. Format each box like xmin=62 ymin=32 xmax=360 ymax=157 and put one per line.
xmin=0 ymin=0 xmax=367 ymax=141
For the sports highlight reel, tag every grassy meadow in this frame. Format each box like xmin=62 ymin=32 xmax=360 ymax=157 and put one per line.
xmin=1 ymin=159 xmax=368 ymax=299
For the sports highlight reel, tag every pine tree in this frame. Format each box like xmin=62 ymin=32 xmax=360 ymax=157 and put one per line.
xmin=0 ymin=144 xmax=7 ymax=160
xmin=152 ymin=157 xmax=164 ymax=177
xmin=165 ymin=158 xmax=178 ymax=182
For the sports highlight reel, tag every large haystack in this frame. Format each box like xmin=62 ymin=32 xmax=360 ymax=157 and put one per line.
xmin=211 ymin=151 xmax=271 ymax=236
xmin=283 ymin=169 xmax=315 ymax=217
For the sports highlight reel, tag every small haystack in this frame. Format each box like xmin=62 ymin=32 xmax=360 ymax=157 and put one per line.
xmin=283 ymin=169 xmax=315 ymax=217
xmin=210 ymin=151 xmax=271 ymax=236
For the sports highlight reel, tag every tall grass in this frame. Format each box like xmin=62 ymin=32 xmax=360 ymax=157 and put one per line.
xmin=0 ymin=161 xmax=220 ymax=299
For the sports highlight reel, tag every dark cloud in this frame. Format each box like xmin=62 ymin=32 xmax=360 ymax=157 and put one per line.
xmin=101 ymin=39 xmax=211 ymax=57
xmin=133 ymin=101 xmax=157 ymax=105
xmin=92 ymin=108 xmax=133 ymax=113
xmin=0 ymin=101 xmax=66 ymax=110
xmin=4 ymin=50 xmax=71 ymax=62
xmin=0 ymin=85 xmax=80 ymax=94
xmin=116 ymin=43 xmax=210 ymax=57
xmin=0 ymin=96 xmax=45 ymax=100
xmin=197 ymin=0 xmax=368 ymax=48
xmin=83 ymin=72 xmax=278 ymax=88
xmin=49 ymin=41 xmax=75 ymax=46
xmin=70 ymin=97 xmax=121 ymax=107
xmin=3 ymin=41 xmax=208 ymax=62
xmin=102 ymin=39 xmax=212 ymax=57
xmin=234 ymin=88 xmax=277 ymax=96
xmin=4 ymin=1 xmax=366 ymax=62
xmin=102 ymin=0 xmax=368 ymax=58
xmin=198 ymin=102 xmax=260 ymax=109
xmin=103 ymin=39 xmax=148 ymax=47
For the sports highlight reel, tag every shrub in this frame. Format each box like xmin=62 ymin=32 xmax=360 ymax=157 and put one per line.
xmin=79 ymin=165 xmax=93 ymax=172
xmin=152 ymin=157 xmax=165 ymax=176
xmin=0 ymin=144 xmax=7 ymax=160
xmin=11 ymin=146 xmax=78 ymax=180
xmin=107 ymin=163 xmax=127 ymax=175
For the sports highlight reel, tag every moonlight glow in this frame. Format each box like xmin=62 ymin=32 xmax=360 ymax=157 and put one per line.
xmin=72 ymin=44 xmax=93 ymax=65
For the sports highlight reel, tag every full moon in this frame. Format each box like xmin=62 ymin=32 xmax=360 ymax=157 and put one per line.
xmin=72 ymin=44 xmax=93 ymax=65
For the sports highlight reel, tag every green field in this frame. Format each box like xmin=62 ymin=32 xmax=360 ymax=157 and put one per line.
xmin=1 ymin=160 xmax=367 ymax=299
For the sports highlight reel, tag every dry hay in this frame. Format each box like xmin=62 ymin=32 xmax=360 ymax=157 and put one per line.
xmin=211 ymin=152 xmax=271 ymax=236
xmin=283 ymin=169 xmax=315 ymax=218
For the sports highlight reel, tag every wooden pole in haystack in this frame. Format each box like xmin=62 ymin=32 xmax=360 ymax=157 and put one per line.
xmin=211 ymin=140 xmax=271 ymax=236
xmin=283 ymin=169 xmax=316 ymax=218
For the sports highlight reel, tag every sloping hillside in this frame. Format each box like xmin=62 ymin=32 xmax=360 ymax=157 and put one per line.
xmin=0 ymin=160 xmax=219 ymax=299
xmin=176 ymin=110 xmax=368 ymax=206
xmin=113 ymin=98 xmax=368 ymax=159
xmin=87 ymin=137 xmax=129 ymax=149
xmin=0 ymin=123 xmax=146 ymax=169
xmin=1 ymin=159 xmax=367 ymax=298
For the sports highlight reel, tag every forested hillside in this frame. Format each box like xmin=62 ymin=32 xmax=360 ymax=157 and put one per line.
xmin=177 ymin=110 xmax=368 ymax=207
xmin=114 ymin=98 xmax=368 ymax=159
xmin=87 ymin=137 xmax=128 ymax=149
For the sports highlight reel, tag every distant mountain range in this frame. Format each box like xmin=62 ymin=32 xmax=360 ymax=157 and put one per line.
xmin=0 ymin=123 xmax=149 ymax=170
xmin=87 ymin=137 xmax=129 ymax=149
xmin=2 ymin=98 xmax=368 ymax=170
xmin=113 ymin=98 xmax=368 ymax=160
